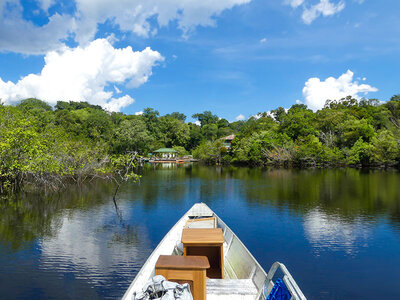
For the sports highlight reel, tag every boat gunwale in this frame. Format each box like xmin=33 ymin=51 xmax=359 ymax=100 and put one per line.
xmin=211 ymin=209 xmax=269 ymax=299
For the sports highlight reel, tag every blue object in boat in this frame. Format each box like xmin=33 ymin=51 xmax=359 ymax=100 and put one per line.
xmin=266 ymin=278 xmax=291 ymax=300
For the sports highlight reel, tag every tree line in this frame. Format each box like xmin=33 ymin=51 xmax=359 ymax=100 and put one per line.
xmin=198 ymin=96 xmax=400 ymax=168
xmin=1 ymin=95 xmax=399 ymax=195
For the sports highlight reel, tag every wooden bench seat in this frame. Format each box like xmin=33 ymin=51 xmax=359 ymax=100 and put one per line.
xmin=156 ymin=255 xmax=210 ymax=270
xmin=155 ymin=255 xmax=210 ymax=300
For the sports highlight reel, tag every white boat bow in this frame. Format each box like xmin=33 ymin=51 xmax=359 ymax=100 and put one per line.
xmin=122 ymin=203 xmax=306 ymax=300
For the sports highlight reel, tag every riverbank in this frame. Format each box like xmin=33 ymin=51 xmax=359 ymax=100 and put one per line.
xmin=2 ymin=96 xmax=399 ymax=195
xmin=195 ymin=158 xmax=400 ymax=169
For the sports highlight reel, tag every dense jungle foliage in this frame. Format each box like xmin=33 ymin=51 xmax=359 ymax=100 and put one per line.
xmin=1 ymin=95 xmax=399 ymax=194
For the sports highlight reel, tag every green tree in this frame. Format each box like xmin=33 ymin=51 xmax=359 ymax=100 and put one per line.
xmin=18 ymin=98 xmax=52 ymax=112
xmin=347 ymin=138 xmax=375 ymax=166
xmin=192 ymin=139 xmax=226 ymax=164
xmin=240 ymin=116 xmax=277 ymax=136
xmin=271 ymin=107 xmax=286 ymax=124
xmin=165 ymin=112 xmax=187 ymax=121
xmin=55 ymin=101 xmax=102 ymax=111
xmin=173 ymin=146 xmax=188 ymax=157
xmin=340 ymin=118 xmax=375 ymax=147
xmin=385 ymin=95 xmax=400 ymax=130
xmin=97 ymin=153 xmax=140 ymax=200
xmin=372 ymin=130 xmax=399 ymax=166
xmin=217 ymin=118 xmax=229 ymax=128
xmin=228 ymin=120 xmax=246 ymax=133
xmin=324 ymin=96 xmax=358 ymax=110
xmin=201 ymin=124 xmax=218 ymax=140
xmin=261 ymin=132 xmax=296 ymax=165
xmin=293 ymin=135 xmax=341 ymax=166
xmin=0 ymin=106 xmax=69 ymax=193
xmin=192 ymin=111 xmax=219 ymax=127
xmin=142 ymin=107 xmax=161 ymax=137
xmin=187 ymin=123 xmax=202 ymax=150
xmin=159 ymin=117 xmax=190 ymax=147
xmin=230 ymin=131 xmax=266 ymax=164
xmin=113 ymin=118 xmax=153 ymax=154
xmin=280 ymin=104 xmax=318 ymax=140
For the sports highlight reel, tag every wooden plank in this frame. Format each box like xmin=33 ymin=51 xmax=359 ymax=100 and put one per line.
xmin=220 ymin=244 xmax=224 ymax=279
xmin=156 ymin=255 xmax=210 ymax=270
xmin=182 ymin=228 xmax=224 ymax=245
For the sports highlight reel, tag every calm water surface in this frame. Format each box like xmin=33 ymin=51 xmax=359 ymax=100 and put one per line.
xmin=0 ymin=165 xmax=399 ymax=299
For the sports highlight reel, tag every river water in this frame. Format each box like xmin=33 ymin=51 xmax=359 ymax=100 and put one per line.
xmin=0 ymin=165 xmax=399 ymax=299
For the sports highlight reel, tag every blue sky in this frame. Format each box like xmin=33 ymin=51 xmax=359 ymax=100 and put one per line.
xmin=0 ymin=0 xmax=399 ymax=122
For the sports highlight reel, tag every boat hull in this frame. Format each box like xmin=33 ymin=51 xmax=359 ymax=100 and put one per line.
xmin=122 ymin=203 xmax=305 ymax=300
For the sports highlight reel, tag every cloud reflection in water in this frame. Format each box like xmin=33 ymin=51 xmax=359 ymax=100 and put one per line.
xmin=303 ymin=208 xmax=371 ymax=256
xmin=39 ymin=204 xmax=152 ymax=293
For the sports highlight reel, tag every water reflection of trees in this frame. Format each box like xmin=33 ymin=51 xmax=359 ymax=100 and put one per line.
xmin=234 ymin=168 xmax=400 ymax=222
xmin=125 ymin=164 xmax=243 ymax=207
xmin=2 ymin=165 xmax=399 ymax=252
xmin=0 ymin=181 xmax=115 ymax=250
xmin=125 ymin=164 xmax=190 ymax=208
xmin=131 ymin=164 xmax=400 ymax=227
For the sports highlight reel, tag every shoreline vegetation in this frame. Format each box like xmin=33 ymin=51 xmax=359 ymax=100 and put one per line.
xmin=1 ymin=95 xmax=399 ymax=196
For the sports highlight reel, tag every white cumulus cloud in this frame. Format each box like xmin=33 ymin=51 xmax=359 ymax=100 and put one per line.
xmin=0 ymin=1 xmax=74 ymax=54
xmin=285 ymin=0 xmax=305 ymax=8
xmin=302 ymin=70 xmax=378 ymax=111
xmin=37 ymin=0 xmax=56 ymax=12
xmin=235 ymin=114 xmax=246 ymax=121
xmin=0 ymin=38 xmax=164 ymax=111
xmin=0 ymin=0 xmax=252 ymax=54
xmin=284 ymin=0 xmax=345 ymax=24
xmin=302 ymin=0 xmax=345 ymax=24
xmin=73 ymin=0 xmax=252 ymax=43
xmin=103 ymin=95 xmax=135 ymax=112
